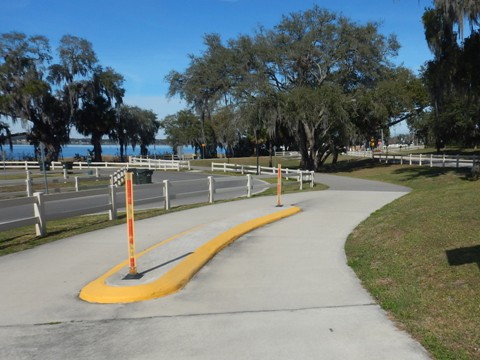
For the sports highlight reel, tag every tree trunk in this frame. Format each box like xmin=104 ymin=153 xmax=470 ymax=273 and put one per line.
xmin=119 ymin=138 xmax=125 ymax=162
xmin=91 ymin=133 xmax=103 ymax=162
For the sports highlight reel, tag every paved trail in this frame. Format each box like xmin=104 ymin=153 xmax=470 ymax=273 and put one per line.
xmin=0 ymin=174 xmax=430 ymax=360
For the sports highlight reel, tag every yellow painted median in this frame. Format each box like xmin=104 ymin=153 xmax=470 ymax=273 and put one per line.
xmin=79 ymin=206 xmax=301 ymax=304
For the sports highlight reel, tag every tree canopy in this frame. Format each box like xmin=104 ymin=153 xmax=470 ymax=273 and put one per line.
xmin=165 ymin=6 xmax=424 ymax=170
xmin=0 ymin=32 xmax=160 ymax=161
xmin=419 ymin=1 xmax=480 ymax=150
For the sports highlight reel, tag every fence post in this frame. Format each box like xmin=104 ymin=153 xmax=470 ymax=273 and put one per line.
xmin=33 ymin=192 xmax=46 ymax=236
xmin=430 ymin=154 xmax=433 ymax=167
xmin=208 ymin=176 xmax=214 ymax=203
xmin=188 ymin=161 xmax=191 ymax=171
xmin=75 ymin=176 xmax=80 ymax=192
xmin=310 ymin=171 xmax=315 ymax=188
xmin=25 ymin=178 xmax=33 ymax=197
xmin=419 ymin=154 xmax=423 ymax=166
xmin=299 ymin=172 xmax=303 ymax=190
xmin=109 ymin=184 xmax=117 ymax=220
xmin=247 ymin=174 xmax=252 ymax=198
xmin=241 ymin=165 xmax=244 ymax=175
xmin=409 ymin=154 xmax=412 ymax=165
xmin=223 ymin=163 xmax=227 ymax=172
xmin=400 ymin=154 xmax=403 ymax=165
xmin=95 ymin=167 xmax=99 ymax=178
xmin=25 ymin=171 xmax=32 ymax=197
xmin=163 ymin=180 xmax=170 ymax=210
xmin=456 ymin=154 xmax=460 ymax=168
xmin=443 ymin=154 xmax=446 ymax=168
xmin=211 ymin=163 xmax=214 ymax=172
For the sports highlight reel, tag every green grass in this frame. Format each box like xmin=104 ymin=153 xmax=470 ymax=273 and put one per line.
xmin=340 ymin=163 xmax=480 ymax=360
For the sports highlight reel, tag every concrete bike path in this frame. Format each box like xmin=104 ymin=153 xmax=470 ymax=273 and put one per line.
xmin=0 ymin=175 xmax=430 ymax=360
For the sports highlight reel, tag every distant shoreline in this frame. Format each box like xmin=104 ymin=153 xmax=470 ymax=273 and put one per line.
xmin=3 ymin=144 xmax=197 ymax=160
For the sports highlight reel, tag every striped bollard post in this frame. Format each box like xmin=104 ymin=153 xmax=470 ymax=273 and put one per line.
xmin=124 ymin=172 xmax=141 ymax=279
xmin=276 ymin=164 xmax=282 ymax=207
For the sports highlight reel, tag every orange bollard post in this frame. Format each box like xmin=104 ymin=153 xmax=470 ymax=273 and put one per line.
xmin=276 ymin=164 xmax=282 ymax=207
xmin=124 ymin=172 xmax=141 ymax=279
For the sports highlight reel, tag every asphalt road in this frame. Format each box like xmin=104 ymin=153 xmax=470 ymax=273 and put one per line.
xmin=0 ymin=170 xmax=269 ymax=223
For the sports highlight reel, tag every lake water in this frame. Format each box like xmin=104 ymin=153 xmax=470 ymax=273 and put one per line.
xmin=2 ymin=144 xmax=198 ymax=160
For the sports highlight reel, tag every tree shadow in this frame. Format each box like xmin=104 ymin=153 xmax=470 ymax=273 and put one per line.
xmin=391 ymin=166 xmax=469 ymax=181
xmin=321 ymin=158 xmax=385 ymax=173
xmin=446 ymin=245 xmax=480 ymax=271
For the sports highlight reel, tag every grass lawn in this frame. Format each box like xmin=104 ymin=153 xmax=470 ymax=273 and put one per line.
xmin=339 ymin=162 xmax=480 ymax=360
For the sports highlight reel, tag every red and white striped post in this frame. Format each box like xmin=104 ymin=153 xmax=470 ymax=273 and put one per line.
xmin=125 ymin=172 xmax=138 ymax=277
xmin=276 ymin=164 xmax=282 ymax=207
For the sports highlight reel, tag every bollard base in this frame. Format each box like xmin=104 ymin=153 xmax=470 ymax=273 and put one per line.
xmin=123 ymin=273 xmax=144 ymax=280
xmin=275 ymin=204 xmax=284 ymax=207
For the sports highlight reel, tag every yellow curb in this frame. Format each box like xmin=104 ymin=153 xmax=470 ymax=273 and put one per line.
xmin=79 ymin=206 xmax=301 ymax=304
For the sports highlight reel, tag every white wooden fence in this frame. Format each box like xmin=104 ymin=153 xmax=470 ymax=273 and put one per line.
xmin=0 ymin=187 xmax=118 ymax=236
xmin=0 ymin=157 xmax=190 ymax=171
xmin=0 ymin=175 xmax=262 ymax=236
xmin=347 ymin=151 xmax=478 ymax=169
xmin=1 ymin=169 xmax=114 ymax=198
xmin=211 ymin=162 xmax=315 ymax=190
xmin=129 ymin=156 xmax=190 ymax=170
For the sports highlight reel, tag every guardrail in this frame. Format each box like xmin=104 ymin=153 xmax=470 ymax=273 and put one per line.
xmin=347 ymin=151 xmax=478 ymax=169
xmin=0 ymin=174 xmax=268 ymax=236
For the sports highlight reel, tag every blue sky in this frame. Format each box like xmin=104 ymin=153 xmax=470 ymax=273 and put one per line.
xmin=1 ymin=0 xmax=433 ymax=136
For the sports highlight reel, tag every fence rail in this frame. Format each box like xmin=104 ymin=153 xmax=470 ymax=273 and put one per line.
xmin=347 ymin=151 xmax=478 ymax=169
xmin=0 ymin=157 xmax=190 ymax=171
xmin=129 ymin=156 xmax=190 ymax=170
xmin=212 ymin=162 xmax=314 ymax=178
xmin=0 ymin=174 xmax=273 ymax=236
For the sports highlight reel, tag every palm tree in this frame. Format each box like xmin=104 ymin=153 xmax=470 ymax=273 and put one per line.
xmin=75 ymin=67 xmax=124 ymax=162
